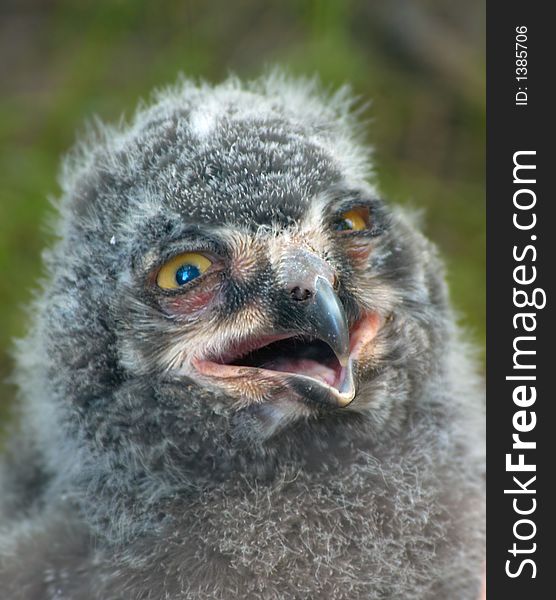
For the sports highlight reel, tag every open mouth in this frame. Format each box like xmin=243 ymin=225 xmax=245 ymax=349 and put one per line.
xmin=229 ymin=336 xmax=344 ymax=388
xmin=192 ymin=313 xmax=381 ymax=407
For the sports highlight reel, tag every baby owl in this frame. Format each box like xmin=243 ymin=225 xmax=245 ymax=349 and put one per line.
xmin=0 ymin=73 xmax=484 ymax=599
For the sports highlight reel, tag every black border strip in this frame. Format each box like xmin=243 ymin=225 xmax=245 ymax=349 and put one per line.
xmin=487 ymin=1 xmax=554 ymax=596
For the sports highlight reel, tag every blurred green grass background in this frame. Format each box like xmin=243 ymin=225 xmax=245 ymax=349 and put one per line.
xmin=0 ymin=0 xmax=484 ymax=425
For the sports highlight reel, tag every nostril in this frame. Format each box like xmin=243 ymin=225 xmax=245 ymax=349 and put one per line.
xmin=290 ymin=286 xmax=313 ymax=302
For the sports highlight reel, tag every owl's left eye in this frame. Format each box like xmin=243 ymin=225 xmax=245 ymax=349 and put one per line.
xmin=157 ymin=252 xmax=212 ymax=290
xmin=332 ymin=207 xmax=370 ymax=232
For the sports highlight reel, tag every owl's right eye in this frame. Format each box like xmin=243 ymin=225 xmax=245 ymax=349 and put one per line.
xmin=156 ymin=252 xmax=212 ymax=290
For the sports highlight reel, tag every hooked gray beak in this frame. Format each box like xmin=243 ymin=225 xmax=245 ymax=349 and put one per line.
xmin=278 ymin=249 xmax=355 ymax=406
xmin=300 ymin=276 xmax=350 ymax=368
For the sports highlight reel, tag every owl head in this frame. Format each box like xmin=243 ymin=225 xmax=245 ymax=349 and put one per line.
xmin=16 ymin=74 xmax=452 ymax=537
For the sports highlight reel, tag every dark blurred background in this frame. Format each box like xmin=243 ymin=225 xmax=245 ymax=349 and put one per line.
xmin=0 ymin=0 xmax=485 ymax=427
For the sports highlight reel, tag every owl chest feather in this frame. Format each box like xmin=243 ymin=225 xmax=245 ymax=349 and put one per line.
xmin=94 ymin=420 xmax=482 ymax=599
xmin=0 ymin=411 xmax=483 ymax=600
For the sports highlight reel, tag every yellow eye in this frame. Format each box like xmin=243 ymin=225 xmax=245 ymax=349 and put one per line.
xmin=333 ymin=208 xmax=369 ymax=232
xmin=156 ymin=252 xmax=212 ymax=290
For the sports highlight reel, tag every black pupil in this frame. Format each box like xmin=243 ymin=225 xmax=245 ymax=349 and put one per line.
xmin=334 ymin=218 xmax=353 ymax=231
xmin=175 ymin=264 xmax=200 ymax=285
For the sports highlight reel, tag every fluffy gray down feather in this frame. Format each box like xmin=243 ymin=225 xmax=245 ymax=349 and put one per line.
xmin=0 ymin=73 xmax=484 ymax=599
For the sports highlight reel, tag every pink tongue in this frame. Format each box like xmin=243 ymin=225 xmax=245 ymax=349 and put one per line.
xmin=265 ymin=358 xmax=337 ymax=386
